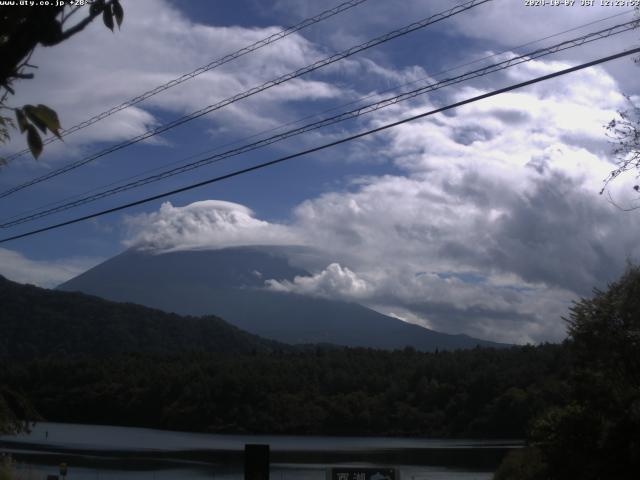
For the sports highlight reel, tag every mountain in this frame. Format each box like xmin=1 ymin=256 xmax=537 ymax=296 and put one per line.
xmin=58 ymin=245 xmax=506 ymax=351
xmin=0 ymin=274 xmax=281 ymax=359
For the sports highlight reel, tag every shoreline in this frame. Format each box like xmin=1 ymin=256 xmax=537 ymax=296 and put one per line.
xmin=1 ymin=438 xmax=515 ymax=469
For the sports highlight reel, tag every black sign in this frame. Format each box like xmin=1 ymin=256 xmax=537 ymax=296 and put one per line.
xmin=330 ymin=468 xmax=396 ymax=480
xmin=245 ymin=444 xmax=269 ymax=480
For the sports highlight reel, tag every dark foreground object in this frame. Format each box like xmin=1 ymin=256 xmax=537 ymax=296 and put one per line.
xmin=245 ymin=444 xmax=269 ymax=480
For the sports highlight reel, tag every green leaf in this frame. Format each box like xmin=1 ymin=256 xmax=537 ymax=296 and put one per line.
xmin=33 ymin=104 xmax=62 ymax=139
xmin=23 ymin=105 xmax=48 ymax=134
xmin=90 ymin=0 xmax=105 ymax=16
xmin=26 ymin=124 xmax=43 ymax=159
xmin=103 ymin=6 xmax=114 ymax=31
xmin=113 ymin=0 xmax=124 ymax=28
xmin=15 ymin=108 xmax=28 ymax=133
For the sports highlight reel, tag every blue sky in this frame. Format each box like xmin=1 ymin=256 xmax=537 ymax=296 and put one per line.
xmin=0 ymin=0 xmax=639 ymax=343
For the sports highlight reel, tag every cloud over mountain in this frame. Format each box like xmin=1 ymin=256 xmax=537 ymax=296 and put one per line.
xmin=266 ymin=262 xmax=373 ymax=299
xmin=3 ymin=0 xmax=638 ymax=346
xmin=124 ymin=200 xmax=301 ymax=251
xmin=119 ymin=52 xmax=640 ymax=344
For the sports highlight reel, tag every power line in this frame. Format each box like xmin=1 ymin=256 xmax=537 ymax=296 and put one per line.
xmin=2 ymin=7 xmax=635 ymax=228
xmin=6 ymin=8 xmax=633 ymax=228
xmin=0 ymin=0 xmax=492 ymax=200
xmin=5 ymin=7 xmax=632 ymax=226
xmin=1 ymin=46 xmax=637 ymax=244
xmin=2 ymin=0 xmax=370 ymax=163
xmin=2 ymin=18 xmax=636 ymax=228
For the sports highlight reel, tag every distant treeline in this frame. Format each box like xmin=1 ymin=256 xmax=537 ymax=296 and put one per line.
xmin=0 ymin=273 xmax=571 ymax=439
xmin=2 ymin=266 xmax=639 ymax=479
xmin=1 ymin=344 xmax=569 ymax=438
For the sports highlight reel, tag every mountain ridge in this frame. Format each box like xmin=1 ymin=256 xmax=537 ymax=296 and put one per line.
xmin=0 ymin=274 xmax=282 ymax=359
xmin=58 ymin=245 xmax=508 ymax=351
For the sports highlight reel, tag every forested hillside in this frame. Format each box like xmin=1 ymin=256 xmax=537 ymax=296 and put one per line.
xmin=0 ymin=273 xmax=569 ymax=439
xmin=0 ymin=275 xmax=281 ymax=358
xmin=1 ymin=345 xmax=569 ymax=438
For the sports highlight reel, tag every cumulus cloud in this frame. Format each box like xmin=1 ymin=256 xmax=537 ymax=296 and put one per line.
xmin=116 ymin=38 xmax=639 ymax=344
xmin=124 ymin=200 xmax=301 ymax=251
xmin=0 ymin=0 xmax=346 ymax=161
xmin=2 ymin=0 xmax=637 ymax=346
xmin=286 ymin=57 xmax=637 ymax=342
xmin=266 ymin=262 xmax=373 ymax=299
xmin=0 ymin=248 xmax=102 ymax=288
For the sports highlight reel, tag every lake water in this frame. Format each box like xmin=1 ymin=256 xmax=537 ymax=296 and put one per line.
xmin=0 ymin=422 xmax=520 ymax=480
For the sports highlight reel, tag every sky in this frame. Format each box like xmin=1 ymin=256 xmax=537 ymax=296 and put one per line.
xmin=0 ymin=0 xmax=639 ymax=344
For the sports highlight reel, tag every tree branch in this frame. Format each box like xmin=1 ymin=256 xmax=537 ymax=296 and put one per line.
xmin=58 ymin=2 xmax=111 ymax=43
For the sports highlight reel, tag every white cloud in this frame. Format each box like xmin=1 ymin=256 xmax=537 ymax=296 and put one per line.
xmin=266 ymin=262 xmax=373 ymax=299
xmin=87 ymin=11 xmax=639 ymax=344
xmin=123 ymin=200 xmax=301 ymax=251
xmin=286 ymin=56 xmax=637 ymax=342
xmin=0 ymin=248 xmax=102 ymax=288
xmin=0 ymin=0 xmax=345 ymax=162
xmin=117 ymin=50 xmax=640 ymax=344
xmin=446 ymin=1 xmax=636 ymax=51
xmin=447 ymin=2 xmax=640 ymax=95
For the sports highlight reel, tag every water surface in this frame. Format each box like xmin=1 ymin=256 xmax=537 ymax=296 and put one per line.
xmin=1 ymin=422 xmax=518 ymax=480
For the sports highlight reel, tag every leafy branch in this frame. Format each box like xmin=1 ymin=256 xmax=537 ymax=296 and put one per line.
xmin=601 ymin=96 xmax=640 ymax=205
xmin=0 ymin=0 xmax=124 ymax=163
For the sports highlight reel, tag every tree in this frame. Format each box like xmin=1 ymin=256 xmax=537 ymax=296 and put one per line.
xmin=603 ymin=98 xmax=640 ymax=198
xmin=0 ymin=386 xmax=34 ymax=435
xmin=494 ymin=266 xmax=640 ymax=479
xmin=0 ymin=0 xmax=123 ymax=434
xmin=0 ymin=0 xmax=124 ymax=162
xmin=601 ymin=7 xmax=640 ymax=201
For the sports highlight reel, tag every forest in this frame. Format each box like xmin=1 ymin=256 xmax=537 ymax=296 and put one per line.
xmin=1 ymin=267 xmax=639 ymax=479
xmin=0 ymin=273 xmax=565 ymax=439
xmin=1 ymin=344 xmax=568 ymax=438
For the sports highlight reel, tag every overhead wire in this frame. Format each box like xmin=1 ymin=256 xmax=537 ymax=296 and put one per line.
xmin=2 ymin=17 xmax=637 ymax=228
xmin=1 ymin=46 xmax=638 ymax=244
xmin=2 ymin=0 xmax=371 ymax=163
xmin=3 ymin=8 xmax=634 ymax=227
xmin=0 ymin=0 xmax=493 ymax=200
xmin=1 ymin=7 xmax=635 ymax=224
xmin=0 ymin=6 xmax=632 ymax=224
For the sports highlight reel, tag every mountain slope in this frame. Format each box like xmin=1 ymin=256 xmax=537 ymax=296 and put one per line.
xmin=0 ymin=275 xmax=281 ymax=359
xmin=59 ymin=246 xmax=506 ymax=351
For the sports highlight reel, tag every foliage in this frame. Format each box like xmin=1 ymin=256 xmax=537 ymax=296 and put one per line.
xmin=0 ymin=274 xmax=571 ymax=439
xmin=0 ymin=0 xmax=124 ymax=161
xmin=603 ymin=97 xmax=640 ymax=197
xmin=601 ymin=7 xmax=639 ymax=199
xmin=0 ymin=275 xmax=281 ymax=358
xmin=493 ymin=266 xmax=640 ymax=479
xmin=0 ymin=344 xmax=570 ymax=438
xmin=492 ymin=447 xmax=547 ymax=480
xmin=0 ymin=455 xmax=14 ymax=480
xmin=0 ymin=386 xmax=33 ymax=435
xmin=0 ymin=273 xmax=275 ymax=435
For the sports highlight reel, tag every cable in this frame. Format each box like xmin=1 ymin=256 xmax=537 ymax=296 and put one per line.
xmin=0 ymin=0 xmax=493 ymax=200
xmin=2 ymin=0 xmax=370 ymax=163
xmin=5 ymin=7 xmax=634 ymax=227
xmin=1 ymin=46 xmax=637 ymax=244
xmin=5 ymin=7 xmax=633 ymax=226
xmin=2 ymin=18 xmax=637 ymax=228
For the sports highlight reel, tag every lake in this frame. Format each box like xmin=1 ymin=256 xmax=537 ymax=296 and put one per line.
xmin=0 ymin=422 xmax=521 ymax=479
